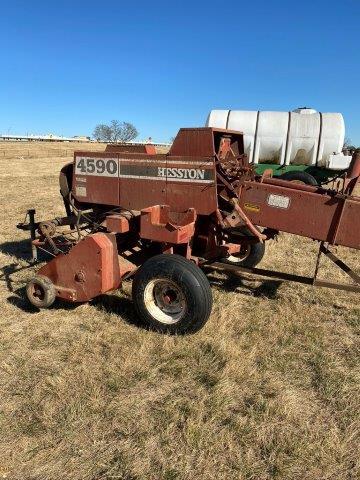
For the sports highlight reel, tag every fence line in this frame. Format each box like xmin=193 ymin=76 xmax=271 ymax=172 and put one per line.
xmin=0 ymin=146 xmax=171 ymax=159
xmin=1 ymin=150 xmax=75 ymax=158
xmin=0 ymin=136 xmax=171 ymax=147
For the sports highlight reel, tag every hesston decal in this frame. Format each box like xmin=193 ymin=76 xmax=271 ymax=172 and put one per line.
xmin=75 ymin=156 xmax=215 ymax=184
xmin=158 ymin=167 xmax=205 ymax=180
xmin=119 ymin=163 xmax=214 ymax=183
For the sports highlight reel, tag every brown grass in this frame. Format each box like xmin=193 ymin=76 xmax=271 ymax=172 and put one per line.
xmin=0 ymin=141 xmax=169 ymax=160
xmin=0 ymin=145 xmax=359 ymax=480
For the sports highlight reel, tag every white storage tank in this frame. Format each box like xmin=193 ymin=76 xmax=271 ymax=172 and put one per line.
xmin=206 ymin=108 xmax=350 ymax=169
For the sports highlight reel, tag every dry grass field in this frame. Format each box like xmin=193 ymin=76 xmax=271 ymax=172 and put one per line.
xmin=0 ymin=142 xmax=359 ymax=480
xmin=0 ymin=141 xmax=169 ymax=160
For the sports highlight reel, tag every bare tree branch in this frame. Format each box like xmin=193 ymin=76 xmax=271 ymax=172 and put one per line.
xmin=93 ymin=121 xmax=138 ymax=142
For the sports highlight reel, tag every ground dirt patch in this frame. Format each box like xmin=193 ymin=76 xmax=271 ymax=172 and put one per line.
xmin=0 ymin=148 xmax=359 ymax=479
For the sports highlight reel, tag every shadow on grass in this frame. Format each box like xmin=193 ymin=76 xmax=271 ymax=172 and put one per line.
xmin=208 ymin=272 xmax=281 ymax=299
xmin=7 ymin=285 xmax=81 ymax=314
xmin=7 ymin=288 xmax=40 ymax=313
xmin=0 ymin=238 xmax=44 ymax=262
xmin=0 ymin=238 xmax=52 ymax=292
xmin=0 ymin=239 xmax=146 ymax=328
xmin=1 ymin=239 xmax=280 ymax=328
xmin=1 ymin=236 xmax=59 ymax=302
xmin=1 ymin=263 xmax=24 ymax=292
xmin=6 ymin=283 xmax=146 ymax=330
xmin=91 ymin=293 xmax=148 ymax=330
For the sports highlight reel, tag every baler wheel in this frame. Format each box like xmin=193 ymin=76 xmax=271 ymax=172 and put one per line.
xmin=224 ymin=227 xmax=266 ymax=268
xmin=26 ymin=275 xmax=56 ymax=309
xmin=278 ymin=171 xmax=318 ymax=186
xmin=132 ymin=254 xmax=213 ymax=334
xmin=224 ymin=242 xmax=265 ymax=268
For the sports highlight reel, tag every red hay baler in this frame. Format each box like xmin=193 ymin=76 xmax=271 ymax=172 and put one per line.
xmin=18 ymin=127 xmax=360 ymax=333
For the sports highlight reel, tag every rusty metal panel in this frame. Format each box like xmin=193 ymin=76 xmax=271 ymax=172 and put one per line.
xmin=239 ymin=181 xmax=360 ymax=249
xmin=118 ymin=155 xmax=218 ymax=215
xmin=169 ymin=128 xmax=216 ymax=156
xmin=72 ymin=151 xmax=120 ymax=206
xmin=165 ymin=181 xmax=217 ymax=215
xmin=140 ymin=206 xmax=196 ymax=243
xmin=333 ymin=198 xmax=360 ymax=248
xmin=106 ymin=215 xmax=130 ymax=233
xmin=105 ymin=144 xmax=156 ymax=154
xmin=120 ymin=178 xmax=167 ymax=210
xmin=118 ymin=155 xmax=167 ymax=209
xmin=169 ymin=127 xmax=244 ymax=157
xmin=72 ymin=128 xmax=233 ymax=213
xmin=165 ymin=156 xmax=217 ymax=215
xmin=38 ymin=233 xmax=120 ymax=302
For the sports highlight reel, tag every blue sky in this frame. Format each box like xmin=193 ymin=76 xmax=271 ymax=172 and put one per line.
xmin=0 ymin=0 xmax=359 ymax=143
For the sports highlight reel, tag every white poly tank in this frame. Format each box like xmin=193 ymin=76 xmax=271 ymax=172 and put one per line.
xmin=206 ymin=108 xmax=346 ymax=168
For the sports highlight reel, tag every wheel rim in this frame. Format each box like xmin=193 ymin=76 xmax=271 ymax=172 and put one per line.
xmin=226 ymin=245 xmax=251 ymax=264
xmin=144 ymin=278 xmax=187 ymax=324
xmin=29 ymin=282 xmax=46 ymax=302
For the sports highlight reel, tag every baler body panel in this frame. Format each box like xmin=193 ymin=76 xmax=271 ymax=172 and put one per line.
xmin=38 ymin=233 xmax=121 ymax=302
xmin=118 ymin=154 xmax=168 ymax=210
xmin=72 ymin=152 xmax=218 ymax=215
xmin=334 ymin=200 xmax=360 ymax=248
xmin=72 ymin=152 xmax=120 ymax=206
xmin=239 ymin=180 xmax=360 ymax=249
xmin=117 ymin=154 xmax=216 ymax=214
xmin=169 ymin=127 xmax=245 ymax=157
xmin=163 ymin=157 xmax=217 ymax=215
xmin=71 ymin=128 xmax=247 ymax=214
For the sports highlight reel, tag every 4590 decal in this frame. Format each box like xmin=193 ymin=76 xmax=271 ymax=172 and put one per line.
xmin=75 ymin=156 xmax=118 ymax=177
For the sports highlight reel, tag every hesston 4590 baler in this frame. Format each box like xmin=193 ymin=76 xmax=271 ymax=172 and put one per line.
xmin=18 ymin=128 xmax=360 ymax=333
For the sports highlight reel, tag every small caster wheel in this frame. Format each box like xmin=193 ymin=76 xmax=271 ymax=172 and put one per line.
xmin=26 ymin=275 xmax=56 ymax=308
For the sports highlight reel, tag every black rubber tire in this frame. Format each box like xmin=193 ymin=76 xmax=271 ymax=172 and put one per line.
xmin=26 ymin=275 xmax=56 ymax=308
xmin=132 ymin=254 xmax=213 ymax=334
xmin=223 ymin=241 xmax=265 ymax=268
xmin=278 ymin=171 xmax=318 ymax=186
xmin=223 ymin=226 xmax=265 ymax=268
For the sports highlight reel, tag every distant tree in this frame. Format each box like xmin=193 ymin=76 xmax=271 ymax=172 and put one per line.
xmin=342 ymin=137 xmax=360 ymax=153
xmin=93 ymin=120 xmax=138 ymax=142
xmin=93 ymin=124 xmax=112 ymax=142
xmin=110 ymin=120 xmax=138 ymax=142
xmin=343 ymin=137 xmax=353 ymax=148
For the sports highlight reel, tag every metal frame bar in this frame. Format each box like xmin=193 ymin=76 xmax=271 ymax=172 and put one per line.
xmin=28 ymin=209 xmax=38 ymax=263
xmin=318 ymin=243 xmax=360 ymax=285
xmin=20 ymin=210 xmax=360 ymax=294
xmin=204 ymin=242 xmax=360 ymax=293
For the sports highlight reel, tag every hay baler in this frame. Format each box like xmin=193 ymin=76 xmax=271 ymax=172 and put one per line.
xmin=19 ymin=128 xmax=360 ymax=333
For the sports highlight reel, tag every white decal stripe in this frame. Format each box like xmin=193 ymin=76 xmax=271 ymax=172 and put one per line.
xmin=168 ymin=161 xmax=213 ymax=166
xmin=120 ymin=159 xmax=167 ymax=165
xmin=118 ymin=174 xmax=214 ymax=183
xmin=119 ymin=158 xmax=213 ymax=166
